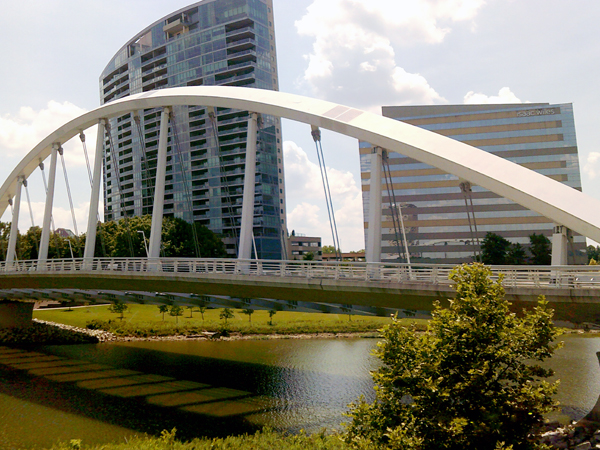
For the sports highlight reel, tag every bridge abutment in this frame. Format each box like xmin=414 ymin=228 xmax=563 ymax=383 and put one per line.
xmin=0 ymin=301 xmax=34 ymax=329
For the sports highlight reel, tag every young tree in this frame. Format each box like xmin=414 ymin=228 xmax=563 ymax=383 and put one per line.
xmin=158 ymin=304 xmax=169 ymax=321
xmin=345 ymin=263 xmax=560 ymax=450
xmin=220 ymin=308 xmax=234 ymax=324
xmin=198 ymin=306 xmax=207 ymax=321
xmin=169 ymin=305 xmax=184 ymax=324
xmin=187 ymin=306 xmax=195 ymax=318
xmin=268 ymin=309 xmax=277 ymax=326
xmin=241 ymin=308 xmax=254 ymax=323
xmin=108 ymin=300 xmax=128 ymax=321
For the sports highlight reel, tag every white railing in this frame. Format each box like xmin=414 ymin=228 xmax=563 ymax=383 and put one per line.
xmin=1 ymin=258 xmax=599 ymax=290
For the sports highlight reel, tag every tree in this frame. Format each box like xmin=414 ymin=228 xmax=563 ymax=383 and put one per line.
xmin=480 ymin=232 xmax=510 ymax=265
xmin=158 ymin=304 xmax=169 ymax=321
xmin=268 ymin=309 xmax=277 ymax=325
xmin=108 ymin=300 xmax=128 ymax=321
xmin=587 ymin=245 xmax=600 ymax=264
xmin=302 ymin=251 xmax=315 ymax=261
xmin=322 ymin=245 xmax=340 ymax=254
xmin=220 ymin=308 xmax=234 ymax=324
xmin=345 ymin=263 xmax=560 ymax=450
xmin=529 ymin=233 xmax=552 ymax=265
xmin=506 ymin=242 xmax=527 ymax=265
xmin=186 ymin=306 xmax=195 ymax=318
xmin=241 ymin=308 xmax=254 ymax=323
xmin=198 ymin=306 xmax=207 ymax=321
xmin=169 ymin=305 xmax=184 ymax=324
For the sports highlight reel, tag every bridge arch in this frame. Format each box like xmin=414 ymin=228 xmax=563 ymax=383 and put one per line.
xmin=1 ymin=86 xmax=599 ymax=250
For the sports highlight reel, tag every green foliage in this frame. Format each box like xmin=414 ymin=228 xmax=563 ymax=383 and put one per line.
xmin=529 ymin=233 xmax=552 ymax=265
xmin=198 ymin=306 xmax=207 ymax=321
xmin=268 ymin=309 xmax=277 ymax=325
xmin=345 ymin=263 xmax=561 ymax=450
xmin=322 ymin=245 xmax=341 ymax=254
xmin=220 ymin=307 xmax=234 ymax=324
xmin=158 ymin=304 xmax=169 ymax=321
xmin=587 ymin=245 xmax=600 ymax=263
xmin=169 ymin=305 xmax=184 ymax=324
xmin=108 ymin=300 xmax=128 ymax=320
xmin=481 ymin=232 xmax=511 ymax=264
xmin=241 ymin=308 xmax=254 ymax=323
xmin=49 ymin=428 xmax=359 ymax=450
xmin=303 ymin=251 xmax=315 ymax=261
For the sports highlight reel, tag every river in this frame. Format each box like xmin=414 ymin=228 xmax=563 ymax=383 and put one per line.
xmin=0 ymin=334 xmax=599 ymax=449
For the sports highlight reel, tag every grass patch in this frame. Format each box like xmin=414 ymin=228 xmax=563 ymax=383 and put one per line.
xmin=48 ymin=428 xmax=367 ymax=450
xmin=34 ymin=305 xmax=427 ymax=338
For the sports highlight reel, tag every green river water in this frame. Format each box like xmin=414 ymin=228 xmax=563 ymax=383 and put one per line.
xmin=0 ymin=334 xmax=598 ymax=449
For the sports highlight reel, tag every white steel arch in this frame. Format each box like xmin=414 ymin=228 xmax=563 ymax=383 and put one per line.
xmin=1 ymin=86 xmax=600 ymax=248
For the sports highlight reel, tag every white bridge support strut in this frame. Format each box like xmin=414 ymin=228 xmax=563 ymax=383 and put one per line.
xmin=552 ymin=225 xmax=569 ymax=266
xmin=238 ymin=112 xmax=259 ymax=260
xmin=83 ymin=119 xmax=106 ymax=267
xmin=149 ymin=107 xmax=171 ymax=260
xmin=366 ymin=147 xmax=383 ymax=263
xmin=38 ymin=144 xmax=59 ymax=268
xmin=6 ymin=177 xmax=23 ymax=266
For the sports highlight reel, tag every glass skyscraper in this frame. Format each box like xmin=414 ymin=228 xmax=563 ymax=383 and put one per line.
xmin=360 ymin=103 xmax=585 ymax=264
xmin=99 ymin=0 xmax=286 ymax=259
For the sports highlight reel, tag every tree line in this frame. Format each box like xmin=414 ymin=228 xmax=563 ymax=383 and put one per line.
xmin=479 ymin=232 xmax=552 ymax=265
xmin=0 ymin=215 xmax=227 ymax=261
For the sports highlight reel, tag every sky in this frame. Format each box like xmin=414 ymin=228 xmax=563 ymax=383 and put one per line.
xmin=1 ymin=0 xmax=600 ymax=251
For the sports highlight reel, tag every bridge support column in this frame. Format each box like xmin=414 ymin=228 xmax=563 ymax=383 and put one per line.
xmin=238 ymin=112 xmax=259 ymax=261
xmin=6 ymin=176 xmax=23 ymax=267
xmin=83 ymin=119 xmax=106 ymax=269
xmin=0 ymin=301 xmax=34 ymax=329
xmin=366 ymin=147 xmax=383 ymax=263
xmin=552 ymin=225 xmax=569 ymax=266
xmin=38 ymin=144 xmax=59 ymax=269
xmin=148 ymin=107 xmax=171 ymax=263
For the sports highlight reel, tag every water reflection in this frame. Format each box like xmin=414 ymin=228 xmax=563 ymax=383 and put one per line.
xmin=1 ymin=334 xmax=599 ymax=449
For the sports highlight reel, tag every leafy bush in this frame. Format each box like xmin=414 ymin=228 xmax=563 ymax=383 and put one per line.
xmin=344 ymin=263 xmax=561 ymax=450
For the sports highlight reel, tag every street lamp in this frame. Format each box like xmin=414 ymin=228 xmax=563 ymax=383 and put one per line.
xmin=138 ymin=230 xmax=149 ymax=257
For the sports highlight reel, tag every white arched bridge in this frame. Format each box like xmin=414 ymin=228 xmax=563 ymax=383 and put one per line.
xmin=2 ymin=86 xmax=600 ymax=325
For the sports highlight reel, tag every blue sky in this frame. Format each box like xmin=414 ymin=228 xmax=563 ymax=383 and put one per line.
xmin=1 ymin=0 xmax=600 ymax=250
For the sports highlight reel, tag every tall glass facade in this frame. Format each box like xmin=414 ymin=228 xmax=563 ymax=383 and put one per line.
xmin=361 ymin=103 xmax=586 ymax=264
xmin=99 ymin=0 xmax=286 ymax=259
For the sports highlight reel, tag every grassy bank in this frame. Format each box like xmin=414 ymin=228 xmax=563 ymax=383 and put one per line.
xmin=48 ymin=428 xmax=366 ymax=450
xmin=33 ymin=305 xmax=427 ymax=338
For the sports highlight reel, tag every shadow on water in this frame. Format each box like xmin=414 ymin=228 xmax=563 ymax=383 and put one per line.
xmin=0 ymin=340 xmax=376 ymax=445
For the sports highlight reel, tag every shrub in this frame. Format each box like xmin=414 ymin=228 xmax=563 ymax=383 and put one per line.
xmin=344 ymin=263 xmax=561 ymax=450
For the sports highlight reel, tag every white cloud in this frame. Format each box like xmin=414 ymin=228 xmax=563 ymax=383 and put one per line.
xmin=296 ymin=0 xmax=485 ymax=110
xmin=584 ymin=152 xmax=600 ymax=180
xmin=284 ymin=140 xmax=364 ymax=250
xmin=463 ymin=87 xmax=523 ymax=104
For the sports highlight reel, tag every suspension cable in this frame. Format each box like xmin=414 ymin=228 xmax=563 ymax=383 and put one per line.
xmin=38 ymin=162 xmax=56 ymax=233
xmin=58 ymin=147 xmax=79 ymax=236
xmin=80 ymin=130 xmax=108 ymax=257
xmin=208 ymin=108 xmax=239 ymax=253
xmin=459 ymin=181 xmax=481 ymax=259
xmin=311 ymin=126 xmax=342 ymax=261
xmin=105 ymin=121 xmax=136 ymax=257
xmin=381 ymin=153 xmax=404 ymax=261
xmin=382 ymin=151 xmax=411 ymax=264
xmin=134 ymin=113 xmax=154 ymax=214
xmin=23 ymin=179 xmax=39 ymax=255
xmin=79 ymin=132 xmax=93 ymax=185
xmin=169 ymin=111 xmax=201 ymax=257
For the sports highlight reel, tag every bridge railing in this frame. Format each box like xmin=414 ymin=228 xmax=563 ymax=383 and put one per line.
xmin=1 ymin=258 xmax=600 ymax=289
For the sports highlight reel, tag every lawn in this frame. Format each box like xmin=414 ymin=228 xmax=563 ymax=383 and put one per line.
xmin=33 ymin=304 xmax=427 ymax=337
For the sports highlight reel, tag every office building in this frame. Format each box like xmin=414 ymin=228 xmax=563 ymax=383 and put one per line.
xmin=99 ymin=0 xmax=286 ymax=259
xmin=360 ymin=103 xmax=585 ymax=264
xmin=288 ymin=233 xmax=322 ymax=260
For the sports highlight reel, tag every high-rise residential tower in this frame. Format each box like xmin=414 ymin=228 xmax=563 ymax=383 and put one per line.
xmin=360 ymin=103 xmax=586 ymax=264
xmin=99 ymin=0 xmax=286 ymax=259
